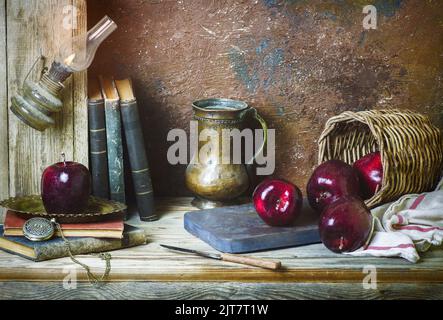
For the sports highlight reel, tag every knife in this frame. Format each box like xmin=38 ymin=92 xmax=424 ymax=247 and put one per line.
xmin=160 ymin=244 xmax=281 ymax=270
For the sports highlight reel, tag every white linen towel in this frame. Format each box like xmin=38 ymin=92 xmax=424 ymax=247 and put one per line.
xmin=348 ymin=175 xmax=443 ymax=263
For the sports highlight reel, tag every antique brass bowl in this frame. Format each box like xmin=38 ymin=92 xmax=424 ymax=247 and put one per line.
xmin=0 ymin=195 xmax=126 ymax=223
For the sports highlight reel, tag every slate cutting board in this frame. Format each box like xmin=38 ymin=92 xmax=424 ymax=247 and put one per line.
xmin=184 ymin=200 xmax=321 ymax=253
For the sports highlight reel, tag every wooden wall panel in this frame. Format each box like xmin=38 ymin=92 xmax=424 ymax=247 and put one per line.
xmin=88 ymin=0 xmax=443 ymax=196
xmin=0 ymin=0 xmax=88 ymax=214
xmin=0 ymin=0 xmax=8 ymax=218
xmin=72 ymin=0 xmax=88 ymax=166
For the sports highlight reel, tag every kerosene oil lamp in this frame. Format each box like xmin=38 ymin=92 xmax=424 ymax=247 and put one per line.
xmin=10 ymin=16 xmax=117 ymax=131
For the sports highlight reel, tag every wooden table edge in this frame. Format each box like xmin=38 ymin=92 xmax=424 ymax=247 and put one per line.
xmin=1 ymin=267 xmax=442 ymax=283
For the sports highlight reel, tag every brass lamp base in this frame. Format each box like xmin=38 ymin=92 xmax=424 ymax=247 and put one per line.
xmin=10 ymin=94 xmax=55 ymax=131
xmin=10 ymin=61 xmax=71 ymax=131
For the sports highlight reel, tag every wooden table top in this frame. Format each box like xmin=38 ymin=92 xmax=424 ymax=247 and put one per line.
xmin=0 ymin=197 xmax=442 ymax=283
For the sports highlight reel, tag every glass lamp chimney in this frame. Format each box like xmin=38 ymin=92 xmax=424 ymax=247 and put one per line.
xmin=58 ymin=16 xmax=117 ymax=72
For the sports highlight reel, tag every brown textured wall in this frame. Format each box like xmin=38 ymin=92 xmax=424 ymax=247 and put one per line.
xmin=88 ymin=0 xmax=443 ymax=196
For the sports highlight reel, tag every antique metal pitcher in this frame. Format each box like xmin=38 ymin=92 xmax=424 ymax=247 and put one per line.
xmin=185 ymin=98 xmax=267 ymax=209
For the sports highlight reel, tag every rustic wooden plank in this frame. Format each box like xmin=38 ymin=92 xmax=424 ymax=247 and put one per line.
xmin=0 ymin=0 xmax=8 ymax=220
xmin=1 ymin=245 xmax=441 ymax=283
xmin=0 ymin=282 xmax=442 ymax=300
xmin=0 ymin=197 xmax=442 ymax=283
xmin=6 ymin=0 xmax=86 ymax=197
xmin=72 ymin=0 xmax=88 ymax=166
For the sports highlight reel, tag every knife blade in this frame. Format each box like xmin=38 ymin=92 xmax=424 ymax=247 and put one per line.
xmin=160 ymin=244 xmax=281 ymax=270
xmin=160 ymin=244 xmax=222 ymax=260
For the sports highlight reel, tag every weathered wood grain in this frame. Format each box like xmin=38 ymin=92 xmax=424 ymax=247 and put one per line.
xmin=5 ymin=0 xmax=87 ymax=198
xmin=0 ymin=198 xmax=442 ymax=284
xmin=72 ymin=0 xmax=88 ymax=166
xmin=0 ymin=0 xmax=8 ymax=220
xmin=0 ymin=282 xmax=442 ymax=300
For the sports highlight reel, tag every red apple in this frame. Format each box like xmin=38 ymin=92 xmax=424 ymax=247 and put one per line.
xmin=306 ymin=160 xmax=362 ymax=213
xmin=41 ymin=154 xmax=91 ymax=214
xmin=253 ymin=179 xmax=303 ymax=227
xmin=353 ymin=151 xmax=383 ymax=200
xmin=319 ymin=196 xmax=373 ymax=253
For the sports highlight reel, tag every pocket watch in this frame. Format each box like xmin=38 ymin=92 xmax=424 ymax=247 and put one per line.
xmin=22 ymin=217 xmax=55 ymax=242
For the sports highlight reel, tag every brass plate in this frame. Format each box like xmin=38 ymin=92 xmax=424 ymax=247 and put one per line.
xmin=0 ymin=195 xmax=127 ymax=223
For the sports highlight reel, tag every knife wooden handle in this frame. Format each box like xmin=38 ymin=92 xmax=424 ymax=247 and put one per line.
xmin=220 ymin=253 xmax=281 ymax=270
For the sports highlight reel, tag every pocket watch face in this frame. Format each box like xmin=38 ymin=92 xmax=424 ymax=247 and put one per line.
xmin=23 ymin=217 xmax=55 ymax=242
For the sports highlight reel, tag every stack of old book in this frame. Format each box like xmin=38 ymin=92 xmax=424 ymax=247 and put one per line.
xmin=88 ymin=77 xmax=157 ymax=222
xmin=0 ymin=211 xmax=146 ymax=261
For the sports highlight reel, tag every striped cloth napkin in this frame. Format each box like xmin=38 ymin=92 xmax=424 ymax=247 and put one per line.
xmin=348 ymin=175 xmax=443 ymax=263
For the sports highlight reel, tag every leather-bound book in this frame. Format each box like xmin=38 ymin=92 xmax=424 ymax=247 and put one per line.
xmin=115 ymin=79 xmax=157 ymax=221
xmin=99 ymin=76 xmax=126 ymax=204
xmin=0 ymin=225 xmax=146 ymax=262
xmin=88 ymin=78 xmax=110 ymax=199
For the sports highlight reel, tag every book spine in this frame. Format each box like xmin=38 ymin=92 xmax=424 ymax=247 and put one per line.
xmin=88 ymin=99 xmax=110 ymax=199
xmin=120 ymin=100 xmax=157 ymax=221
xmin=104 ymin=100 xmax=126 ymax=204
xmin=33 ymin=228 xmax=146 ymax=261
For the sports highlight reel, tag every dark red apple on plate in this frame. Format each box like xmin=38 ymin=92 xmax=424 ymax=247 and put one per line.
xmin=319 ymin=195 xmax=373 ymax=253
xmin=253 ymin=179 xmax=303 ymax=227
xmin=306 ymin=160 xmax=362 ymax=213
xmin=353 ymin=151 xmax=383 ymax=200
xmin=41 ymin=153 xmax=91 ymax=214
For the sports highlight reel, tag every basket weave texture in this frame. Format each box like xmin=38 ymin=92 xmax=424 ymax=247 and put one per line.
xmin=318 ymin=109 xmax=443 ymax=208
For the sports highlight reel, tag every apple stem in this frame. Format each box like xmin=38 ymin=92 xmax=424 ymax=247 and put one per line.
xmin=61 ymin=152 xmax=66 ymax=166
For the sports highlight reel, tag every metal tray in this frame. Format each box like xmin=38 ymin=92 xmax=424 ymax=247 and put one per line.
xmin=0 ymin=195 xmax=127 ymax=223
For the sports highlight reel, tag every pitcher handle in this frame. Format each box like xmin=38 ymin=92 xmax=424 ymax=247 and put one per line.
xmin=243 ymin=107 xmax=268 ymax=165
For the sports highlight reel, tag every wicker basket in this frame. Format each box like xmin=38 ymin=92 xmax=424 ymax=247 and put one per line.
xmin=318 ymin=109 xmax=443 ymax=208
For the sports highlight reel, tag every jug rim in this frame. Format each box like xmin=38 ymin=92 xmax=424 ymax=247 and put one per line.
xmin=192 ymin=98 xmax=248 ymax=112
